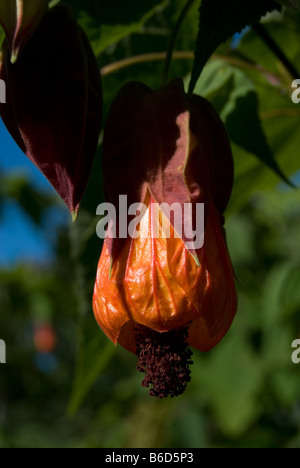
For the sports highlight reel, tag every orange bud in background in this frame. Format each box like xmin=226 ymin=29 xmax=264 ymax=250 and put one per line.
xmin=93 ymin=79 xmax=237 ymax=398
xmin=0 ymin=0 xmax=48 ymax=63
xmin=34 ymin=324 xmax=57 ymax=354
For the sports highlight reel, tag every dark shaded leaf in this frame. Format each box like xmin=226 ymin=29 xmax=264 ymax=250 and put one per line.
xmin=189 ymin=0 xmax=281 ymax=94
xmin=192 ymin=60 xmax=293 ymax=186
xmin=225 ymin=91 xmax=292 ymax=186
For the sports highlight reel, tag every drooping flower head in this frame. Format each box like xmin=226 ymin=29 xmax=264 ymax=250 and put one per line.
xmin=0 ymin=4 xmax=102 ymax=218
xmin=93 ymin=79 xmax=237 ymax=398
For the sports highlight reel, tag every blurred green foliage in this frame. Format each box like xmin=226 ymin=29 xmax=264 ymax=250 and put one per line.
xmin=0 ymin=0 xmax=300 ymax=448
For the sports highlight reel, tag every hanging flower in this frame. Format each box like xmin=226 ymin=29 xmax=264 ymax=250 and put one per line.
xmin=93 ymin=79 xmax=237 ymax=398
xmin=0 ymin=4 xmax=102 ymax=218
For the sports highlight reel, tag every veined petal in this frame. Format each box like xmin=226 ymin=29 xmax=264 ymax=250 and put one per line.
xmin=167 ymin=200 xmax=237 ymax=350
xmin=93 ymin=193 xmax=199 ymax=349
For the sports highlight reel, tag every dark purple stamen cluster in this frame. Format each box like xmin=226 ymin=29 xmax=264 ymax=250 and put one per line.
xmin=135 ymin=325 xmax=193 ymax=399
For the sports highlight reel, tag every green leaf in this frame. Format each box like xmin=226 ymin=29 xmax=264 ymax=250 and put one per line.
xmin=189 ymin=0 xmax=281 ymax=94
xmin=63 ymin=0 xmax=168 ymax=56
xmin=225 ymin=91 xmax=292 ymax=186
xmin=191 ymin=60 xmax=292 ymax=186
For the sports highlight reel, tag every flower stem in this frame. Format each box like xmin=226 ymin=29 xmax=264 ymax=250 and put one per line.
xmin=101 ymin=51 xmax=194 ymax=76
xmin=161 ymin=0 xmax=197 ymax=86
xmin=252 ymin=22 xmax=299 ymax=80
xmin=101 ymin=51 xmax=289 ymax=90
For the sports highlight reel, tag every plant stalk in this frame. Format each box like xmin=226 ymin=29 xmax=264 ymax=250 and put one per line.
xmin=161 ymin=0 xmax=197 ymax=86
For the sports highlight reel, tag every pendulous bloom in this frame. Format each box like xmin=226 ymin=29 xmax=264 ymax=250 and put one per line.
xmin=93 ymin=79 xmax=238 ymax=398
xmin=0 ymin=4 xmax=102 ymax=218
